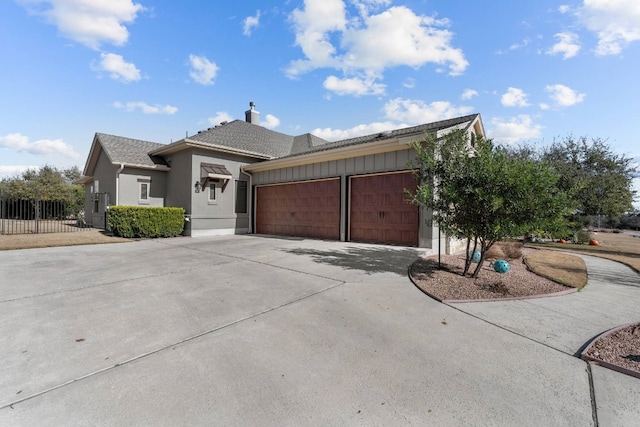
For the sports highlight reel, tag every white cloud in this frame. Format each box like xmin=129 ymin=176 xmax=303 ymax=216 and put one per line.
xmin=0 ymin=165 xmax=40 ymax=178
xmin=501 ymin=87 xmax=529 ymax=107
xmin=207 ymin=112 xmax=234 ymax=126
xmin=546 ymin=32 xmax=581 ymax=59
xmin=496 ymin=37 xmax=532 ymax=54
xmin=263 ymin=114 xmax=281 ymax=129
xmin=189 ymin=54 xmax=219 ymax=85
xmin=539 ymin=103 xmax=550 ymax=110
xmin=559 ymin=5 xmax=571 ymax=13
xmin=0 ymin=133 xmax=81 ymax=160
xmin=545 ymin=84 xmax=586 ymax=106
xmin=93 ymin=52 xmax=141 ymax=82
xmin=309 ymin=96 xmax=472 ymax=142
xmin=286 ymin=1 xmax=468 ymax=89
xmin=403 ymin=78 xmax=416 ymax=89
xmin=18 ymin=0 xmax=144 ymax=50
xmin=287 ymin=0 xmax=346 ymax=76
xmin=323 ymin=75 xmax=385 ymax=96
xmin=243 ymin=10 xmax=261 ymax=36
xmin=351 ymin=0 xmax=391 ymax=17
xmin=113 ymin=101 xmax=178 ymax=114
xmin=311 ymin=121 xmax=403 ymax=142
xmin=384 ymin=98 xmax=473 ymax=125
xmin=341 ymin=7 xmax=468 ymax=75
xmin=578 ymin=0 xmax=640 ymax=55
xmin=461 ymin=89 xmax=478 ymax=100
xmin=489 ymin=115 xmax=543 ymax=144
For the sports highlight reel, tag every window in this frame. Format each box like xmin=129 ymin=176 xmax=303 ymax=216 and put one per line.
xmin=235 ymin=180 xmax=248 ymax=214
xmin=208 ymin=183 xmax=217 ymax=203
xmin=93 ymin=193 xmax=99 ymax=213
xmin=138 ymin=179 xmax=150 ymax=204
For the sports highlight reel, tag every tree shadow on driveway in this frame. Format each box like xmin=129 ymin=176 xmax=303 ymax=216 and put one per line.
xmin=280 ymin=246 xmax=422 ymax=276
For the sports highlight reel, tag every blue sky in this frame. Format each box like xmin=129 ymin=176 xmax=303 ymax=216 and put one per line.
xmin=1 ymin=0 xmax=639 ymax=203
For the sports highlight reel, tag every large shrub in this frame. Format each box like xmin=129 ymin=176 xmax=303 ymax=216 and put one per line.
xmin=108 ymin=206 xmax=185 ymax=238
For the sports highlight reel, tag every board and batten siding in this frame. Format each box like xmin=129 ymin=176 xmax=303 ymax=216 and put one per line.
xmin=252 ymin=149 xmax=414 ymax=186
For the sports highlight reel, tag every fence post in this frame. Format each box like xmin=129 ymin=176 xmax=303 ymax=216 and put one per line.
xmin=35 ymin=189 xmax=40 ymax=234
xmin=0 ymin=191 xmax=4 ymax=235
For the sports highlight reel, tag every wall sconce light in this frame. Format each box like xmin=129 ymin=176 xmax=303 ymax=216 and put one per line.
xmin=194 ymin=181 xmax=201 ymax=193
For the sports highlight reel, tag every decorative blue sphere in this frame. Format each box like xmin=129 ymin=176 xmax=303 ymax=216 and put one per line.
xmin=468 ymin=250 xmax=481 ymax=263
xmin=494 ymin=259 xmax=510 ymax=273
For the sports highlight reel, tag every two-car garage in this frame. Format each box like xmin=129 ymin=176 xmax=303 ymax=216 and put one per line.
xmin=255 ymin=171 xmax=419 ymax=247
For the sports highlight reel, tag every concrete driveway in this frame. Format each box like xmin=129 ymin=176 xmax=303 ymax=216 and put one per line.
xmin=0 ymin=235 xmax=635 ymax=426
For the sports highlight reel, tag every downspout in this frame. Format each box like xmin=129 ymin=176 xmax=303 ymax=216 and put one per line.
xmin=240 ymin=165 xmax=254 ymax=233
xmin=115 ymin=163 xmax=125 ymax=205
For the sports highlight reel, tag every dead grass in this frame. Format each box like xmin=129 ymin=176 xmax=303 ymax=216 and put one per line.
xmin=0 ymin=229 xmax=130 ymax=251
xmin=524 ymin=250 xmax=588 ymax=289
xmin=527 ymin=231 xmax=640 ymax=273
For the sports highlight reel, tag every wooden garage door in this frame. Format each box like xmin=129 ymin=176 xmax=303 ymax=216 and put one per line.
xmin=350 ymin=172 xmax=419 ymax=246
xmin=256 ymin=179 xmax=340 ymax=240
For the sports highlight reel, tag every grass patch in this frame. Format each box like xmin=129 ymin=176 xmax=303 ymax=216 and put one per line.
xmin=524 ymin=250 xmax=588 ymax=289
xmin=527 ymin=232 xmax=640 ymax=274
xmin=0 ymin=229 xmax=130 ymax=251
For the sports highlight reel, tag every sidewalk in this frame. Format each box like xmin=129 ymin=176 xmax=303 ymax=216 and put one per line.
xmin=450 ymin=254 xmax=640 ymax=426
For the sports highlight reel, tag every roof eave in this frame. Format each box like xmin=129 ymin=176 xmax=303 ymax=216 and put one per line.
xmin=150 ymin=138 xmax=273 ymax=160
xmin=75 ymin=176 xmax=94 ymax=185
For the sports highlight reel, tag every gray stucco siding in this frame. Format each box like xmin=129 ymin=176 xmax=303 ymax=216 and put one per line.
xmin=187 ymin=149 xmax=256 ymax=237
xmin=118 ymin=169 xmax=167 ymax=207
xmin=165 ymin=150 xmax=192 ymax=214
xmin=84 ymin=149 xmax=117 ymax=228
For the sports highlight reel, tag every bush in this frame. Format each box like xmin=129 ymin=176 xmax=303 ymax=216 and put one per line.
xmin=575 ymin=230 xmax=592 ymax=244
xmin=501 ymin=241 xmax=523 ymax=260
xmin=485 ymin=245 xmax=504 ymax=260
xmin=108 ymin=206 xmax=185 ymax=238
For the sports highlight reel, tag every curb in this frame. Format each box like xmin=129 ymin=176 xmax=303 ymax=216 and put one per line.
xmin=580 ymin=322 xmax=640 ymax=380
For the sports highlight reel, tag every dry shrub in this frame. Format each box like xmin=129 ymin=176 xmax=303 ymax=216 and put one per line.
xmin=485 ymin=245 xmax=505 ymax=259
xmin=500 ymin=241 xmax=523 ymax=260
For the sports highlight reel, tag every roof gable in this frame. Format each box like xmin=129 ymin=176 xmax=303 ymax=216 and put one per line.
xmin=82 ymin=133 xmax=168 ymax=177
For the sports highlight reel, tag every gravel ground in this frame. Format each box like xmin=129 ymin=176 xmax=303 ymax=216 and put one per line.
xmin=584 ymin=324 xmax=640 ymax=377
xmin=409 ymin=248 xmax=571 ymax=301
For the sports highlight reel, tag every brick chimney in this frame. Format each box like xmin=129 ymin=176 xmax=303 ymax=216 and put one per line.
xmin=245 ymin=101 xmax=260 ymax=125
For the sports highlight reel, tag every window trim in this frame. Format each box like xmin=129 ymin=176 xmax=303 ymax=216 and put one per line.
xmin=138 ymin=178 xmax=150 ymax=204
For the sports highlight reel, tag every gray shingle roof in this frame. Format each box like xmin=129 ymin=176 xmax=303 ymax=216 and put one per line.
xmin=186 ymin=120 xmax=297 ymax=159
xmin=93 ymin=114 xmax=481 ymax=168
xmin=278 ymin=114 xmax=481 ymax=159
xmin=96 ymin=133 xmax=167 ymax=167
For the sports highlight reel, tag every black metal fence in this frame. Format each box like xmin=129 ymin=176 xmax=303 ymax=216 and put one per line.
xmin=0 ymin=193 xmax=89 ymax=235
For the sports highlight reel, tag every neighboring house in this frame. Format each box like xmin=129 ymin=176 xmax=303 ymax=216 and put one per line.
xmin=77 ymin=103 xmax=485 ymax=252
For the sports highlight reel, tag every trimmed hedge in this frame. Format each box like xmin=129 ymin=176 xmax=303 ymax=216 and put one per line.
xmin=108 ymin=206 xmax=185 ymax=238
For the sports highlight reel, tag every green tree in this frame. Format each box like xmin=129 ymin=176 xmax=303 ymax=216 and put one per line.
xmin=409 ymin=130 xmax=568 ymax=278
xmin=541 ymin=137 xmax=636 ymax=219
xmin=0 ymin=165 xmax=84 ymax=216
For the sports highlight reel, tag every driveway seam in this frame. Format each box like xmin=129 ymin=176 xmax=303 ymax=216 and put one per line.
xmin=444 ymin=301 xmax=581 ymax=357
xmin=0 ymin=268 xmax=207 ymax=303
xmin=586 ymin=362 xmax=600 ymax=427
xmin=1 ymin=278 xmax=348 ymax=411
